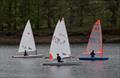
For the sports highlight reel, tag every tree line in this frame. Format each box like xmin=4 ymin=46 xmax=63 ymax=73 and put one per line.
xmin=0 ymin=0 xmax=120 ymax=34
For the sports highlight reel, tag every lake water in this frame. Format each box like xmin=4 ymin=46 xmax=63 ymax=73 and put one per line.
xmin=0 ymin=44 xmax=119 ymax=78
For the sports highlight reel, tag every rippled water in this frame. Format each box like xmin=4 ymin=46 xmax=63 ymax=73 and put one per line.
xmin=0 ymin=44 xmax=119 ymax=78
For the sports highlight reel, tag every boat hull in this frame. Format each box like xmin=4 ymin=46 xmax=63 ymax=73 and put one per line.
xmin=12 ymin=54 xmax=43 ymax=58
xmin=79 ymin=57 xmax=109 ymax=61
xmin=43 ymin=62 xmax=80 ymax=66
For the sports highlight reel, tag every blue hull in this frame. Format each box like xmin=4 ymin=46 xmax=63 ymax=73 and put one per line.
xmin=79 ymin=57 xmax=109 ymax=61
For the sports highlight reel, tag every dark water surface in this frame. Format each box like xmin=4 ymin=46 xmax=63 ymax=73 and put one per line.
xmin=0 ymin=44 xmax=119 ymax=78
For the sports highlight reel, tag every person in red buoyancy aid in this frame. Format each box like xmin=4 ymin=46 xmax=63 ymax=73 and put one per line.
xmin=90 ymin=50 xmax=95 ymax=58
xmin=57 ymin=53 xmax=64 ymax=62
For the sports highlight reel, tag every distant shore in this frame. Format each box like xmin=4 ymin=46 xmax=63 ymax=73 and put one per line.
xmin=0 ymin=33 xmax=120 ymax=45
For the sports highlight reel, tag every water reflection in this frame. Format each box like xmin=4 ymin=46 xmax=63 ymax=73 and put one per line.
xmin=0 ymin=44 xmax=119 ymax=78
xmin=48 ymin=66 xmax=72 ymax=78
xmin=81 ymin=61 xmax=107 ymax=78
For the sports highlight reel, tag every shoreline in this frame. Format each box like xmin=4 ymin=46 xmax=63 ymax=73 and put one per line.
xmin=0 ymin=35 xmax=120 ymax=45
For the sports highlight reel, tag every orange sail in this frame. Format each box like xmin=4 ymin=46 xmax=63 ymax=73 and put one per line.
xmin=85 ymin=19 xmax=103 ymax=57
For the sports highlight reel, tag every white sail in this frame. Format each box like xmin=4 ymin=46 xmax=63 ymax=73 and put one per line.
xmin=49 ymin=18 xmax=71 ymax=60
xmin=18 ymin=20 xmax=36 ymax=53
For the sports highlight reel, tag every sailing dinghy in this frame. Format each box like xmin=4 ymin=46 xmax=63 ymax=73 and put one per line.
xmin=12 ymin=20 xmax=43 ymax=58
xmin=79 ymin=20 xmax=109 ymax=61
xmin=43 ymin=18 xmax=80 ymax=66
xmin=43 ymin=62 xmax=80 ymax=66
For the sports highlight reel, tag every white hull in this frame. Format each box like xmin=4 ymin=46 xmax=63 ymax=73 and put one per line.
xmin=43 ymin=62 xmax=80 ymax=66
xmin=44 ymin=56 xmax=75 ymax=59
xmin=12 ymin=54 xmax=44 ymax=58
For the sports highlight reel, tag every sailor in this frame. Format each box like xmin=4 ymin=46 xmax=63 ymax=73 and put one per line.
xmin=24 ymin=50 xmax=28 ymax=56
xmin=57 ymin=53 xmax=63 ymax=62
xmin=90 ymin=50 xmax=95 ymax=58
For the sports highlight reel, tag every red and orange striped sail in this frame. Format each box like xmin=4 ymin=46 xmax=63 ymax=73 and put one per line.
xmin=85 ymin=20 xmax=103 ymax=57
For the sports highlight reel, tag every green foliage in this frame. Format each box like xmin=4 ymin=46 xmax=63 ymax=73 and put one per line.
xmin=0 ymin=0 xmax=119 ymax=34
